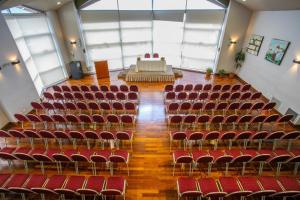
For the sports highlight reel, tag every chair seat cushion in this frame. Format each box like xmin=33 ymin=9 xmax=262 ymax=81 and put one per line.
xmin=177 ymin=177 xmax=198 ymax=194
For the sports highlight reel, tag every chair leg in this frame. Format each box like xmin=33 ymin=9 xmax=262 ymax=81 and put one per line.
xmin=293 ymin=162 xmax=299 ymax=175
xmin=287 ymin=139 xmax=292 ymax=151
xmin=259 ymin=161 xmax=264 ymax=175
xmin=40 ymin=162 xmax=45 ymax=174
xmin=276 ymin=163 xmax=282 ymax=177
xmin=208 ymin=163 xmax=212 ymax=176
xmin=225 ymin=163 xmax=229 ymax=176
xmin=242 ymin=162 xmax=246 ymax=175
xmin=75 ymin=161 xmax=79 ymax=174
xmin=24 ymin=161 xmax=29 ymax=173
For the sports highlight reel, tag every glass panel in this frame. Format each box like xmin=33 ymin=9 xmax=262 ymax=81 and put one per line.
xmin=82 ymin=0 xmax=118 ymax=10
xmin=184 ymin=29 xmax=220 ymax=44
xmin=25 ymin=35 xmax=55 ymax=54
xmin=34 ymin=52 xmax=61 ymax=72
xmin=187 ymin=0 xmax=224 ymax=10
xmin=153 ymin=0 xmax=186 ymax=10
xmin=84 ymin=30 xmax=120 ymax=44
xmin=15 ymin=38 xmax=31 ymax=61
xmin=82 ymin=22 xmax=119 ymax=30
xmin=122 ymin=28 xmax=151 ymax=42
xmin=118 ymin=0 xmax=152 ymax=10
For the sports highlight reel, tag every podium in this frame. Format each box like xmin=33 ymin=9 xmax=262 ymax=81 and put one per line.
xmin=95 ymin=60 xmax=109 ymax=79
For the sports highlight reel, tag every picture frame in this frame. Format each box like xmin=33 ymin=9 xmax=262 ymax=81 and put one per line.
xmin=246 ymin=34 xmax=264 ymax=56
xmin=265 ymin=38 xmax=290 ymax=65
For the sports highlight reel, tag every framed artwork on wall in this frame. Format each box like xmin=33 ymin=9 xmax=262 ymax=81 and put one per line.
xmin=246 ymin=34 xmax=264 ymax=56
xmin=265 ymin=38 xmax=290 ymax=65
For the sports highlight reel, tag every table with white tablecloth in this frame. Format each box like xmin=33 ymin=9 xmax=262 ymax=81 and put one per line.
xmin=135 ymin=58 xmax=167 ymax=72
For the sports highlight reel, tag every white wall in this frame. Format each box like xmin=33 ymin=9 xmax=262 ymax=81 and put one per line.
xmin=239 ymin=10 xmax=300 ymax=116
xmin=0 ymin=102 xmax=9 ymax=128
xmin=57 ymin=1 xmax=88 ymax=73
xmin=0 ymin=14 xmax=40 ymax=126
xmin=216 ymin=0 xmax=252 ymax=73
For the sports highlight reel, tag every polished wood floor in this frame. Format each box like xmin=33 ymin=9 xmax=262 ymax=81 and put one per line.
xmin=1 ymin=70 xmax=297 ymax=200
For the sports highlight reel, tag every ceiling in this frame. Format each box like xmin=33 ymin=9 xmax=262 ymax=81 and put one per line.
xmin=235 ymin=0 xmax=300 ymax=11
xmin=0 ymin=0 xmax=72 ymax=11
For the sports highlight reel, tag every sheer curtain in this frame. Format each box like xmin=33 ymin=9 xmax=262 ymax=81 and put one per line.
xmin=5 ymin=14 xmax=66 ymax=94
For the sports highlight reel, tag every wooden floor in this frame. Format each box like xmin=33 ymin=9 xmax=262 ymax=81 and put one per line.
xmin=1 ymin=70 xmax=297 ymax=200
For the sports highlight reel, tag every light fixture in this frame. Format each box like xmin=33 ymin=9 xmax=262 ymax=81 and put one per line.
xmin=70 ymin=40 xmax=77 ymax=45
xmin=0 ymin=59 xmax=20 ymax=70
xmin=57 ymin=1 xmax=61 ymax=5
xmin=293 ymin=59 xmax=300 ymax=64
xmin=229 ymin=39 xmax=237 ymax=46
xmin=11 ymin=59 xmax=20 ymax=65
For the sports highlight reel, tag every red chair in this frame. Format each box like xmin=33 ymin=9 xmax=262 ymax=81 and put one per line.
xmin=41 ymin=102 xmax=55 ymax=114
xmin=62 ymin=85 xmax=72 ymax=92
xmin=120 ymin=85 xmax=129 ymax=93
xmin=90 ymin=150 xmax=111 ymax=175
xmin=74 ymin=92 xmax=85 ymax=101
xmin=196 ymin=115 xmax=210 ymax=130
xmin=179 ymin=102 xmax=191 ymax=114
xmin=53 ymin=85 xmax=62 ymax=92
xmin=220 ymin=92 xmax=230 ymax=102
xmin=100 ymin=102 xmax=112 ymax=114
xmin=0 ymin=147 xmax=18 ymax=170
xmin=234 ymin=131 xmax=252 ymax=149
xmin=164 ymin=84 xmax=173 ymax=92
xmin=219 ymin=131 xmax=236 ymax=149
xmin=52 ymin=149 xmax=76 ymax=174
xmin=238 ymin=102 xmax=252 ymax=114
xmin=64 ymin=102 xmax=77 ymax=113
xmin=0 ymin=130 xmax=11 ymax=146
xmin=31 ymin=175 xmax=67 ymax=199
xmin=8 ymin=129 xmax=26 ymax=147
xmin=112 ymin=102 xmax=124 ymax=114
xmin=80 ymin=85 xmax=90 ymax=92
xmin=107 ymin=114 xmax=121 ymax=129
xmin=192 ymin=150 xmax=213 ymax=175
xmin=127 ymin=92 xmax=138 ymax=103
xmin=277 ymin=114 xmax=294 ymax=130
xmin=76 ymin=101 xmax=89 ymax=114
xmin=242 ymin=149 xmax=271 ymax=175
xmin=124 ymin=102 xmax=137 ymax=114
xmin=100 ymin=131 xmax=116 ymax=149
xmin=83 ymin=130 xmax=100 ymax=149
xmin=116 ymin=131 xmax=133 ymax=150
xmin=52 ymin=114 xmax=67 ymax=129
xmin=1 ymin=174 xmax=30 ymax=197
xmin=110 ymin=85 xmax=119 ymax=92
xmin=84 ymin=92 xmax=95 ymax=101
xmin=237 ymin=115 xmax=252 ymax=130
xmin=204 ymin=131 xmax=220 ymax=150
xmin=198 ymin=178 xmax=226 ymax=199
xmin=209 ymin=150 xmax=233 ymax=175
xmin=277 ymin=176 xmax=300 ymax=197
xmin=129 ymin=85 xmax=139 ymax=92
xmin=26 ymin=114 xmax=42 ymax=129
xmin=261 ymin=102 xmax=276 ymax=114
xmin=79 ymin=114 xmax=93 ymax=130
xmin=120 ymin=114 xmax=135 ymax=127
xmin=229 ymin=92 xmax=241 ymax=102
xmin=101 ymin=177 xmax=126 ymax=199
xmin=257 ymin=176 xmax=284 ymax=198
xmin=187 ymin=92 xmax=198 ymax=102
xmin=215 ymin=102 xmax=228 ymax=115
xmin=186 ymin=131 xmax=203 ymax=149
xmin=88 ymin=102 xmax=101 ymax=114
xmin=182 ymin=115 xmax=196 ymax=129
xmin=109 ymin=150 xmax=130 ymax=175
xmin=226 ymin=102 xmax=240 ymax=115
xmin=223 ymin=115 xmax=238 ymax=130
xmin=250 ymin=115 xmax=266 ymax=131
xmin=168 ymin=115 xmax=183 ymax=129
xmin=231 ymin=84 xmax=241 ymax=92
xmin=54 ymin=175 xmax=85 ymax=198
xmin=250 ymin=131 xmax=269 ymax=150
xmin=54 ymin=130 xmax=71 ymax=150
xmin=100 ymin=85 xmax=109 ymax=93
xmin=14 ymin=114 xmax=29 ymax=128
xmin=53 ymin=102 xmax=66 ymax=114
xmin=53 ymin=92 xmax=64 ymax=102
xmin=33 ymin=148 xmax=59 ymax=173
xmin=105 ymin=92 xmax=116 ymax=102
xmin=38 ymin=130 xmax=56 ymax=150
xmin=191 ymin=102 xmax=203 ymax=114
xmin=172 ymin=150 xmax=193 ymax=176
xmin=203 ymin=84 xmax=212 ymax=92
xmin=212 ymin=84 xmax=221 ymax=92
xmin=218 ymin=176 xmax=250 ymax=199
xmin=116 ymin=92 xmax=126 ymax=101
xmin=175 ymin=85 xmax=184 ymax=93
xmin=221 ymin=84 xmax=231 ymax=92
xmin=71 ymin=150 xmax=93 ymax=174
xmin=263 ymin=114 xmax=280 ymax=130
xmin=238 ymin=176 xmax=275 ymax=199
xmin=43 ymin=92 xmax=55 ymax=102
xmin=69 ymin=131 xmax=85 ymax=149
xmin=198 ymin=92 xmax=209 ymax=102
xmin=193 ymin=84 xmax=202 ymax=92
xmin=184 ymin=84 xmax=193 ymax=92
xmin=144 ymin=53 xmax=150 ymax=58
xmin=95 ymin=92 xmax=105 ymax=102
xmin=203 ymin=102 xmax=215 ymax=115
xmin=77 ymin=176 xmax=105 ymax=199
xmin=250 ymin=92 xmax=262 ymax=101
xmin=226 ymin=149 xmax=252 ymax=175
xmin=65 ymin=114 xmax=80 ymax=128
xmin=177 ymin=177 xmax=202 ymax=199
xmin=40 ymin=114 xmax=55 ymax=129
xmin=90 ymin=85 xmax=100 ymax=92
xmin=241 ymin=84 xmax=251 ymax=92
xmin=177 ymin=92 xmax=187 ymax=101
xmin=153 ymin=53 xmax=159 ymax=58
xmin=92 ymin=114 xmax=106 ymax=130
xmin=209 ymin=92 xmax=220 ymax=102
xmin=14 ymin=147 xmax=43 ymax=173
xmin=281 ymin=130 xmax=300 ymax=151
xmin=31 ymin=102 xmax=44 ymax=114
xmin=265 ymin=131 xmax=285 ymax=150
xmin=165 ymin=92 xmax=176 ymax=102
xmin=240 ymin=92 xmax=252 ymax=101
xmin=23 ymin=130 xmax=41 ymax=148
xmin=70 ymin=85 xmax=80 ymax=92
xmin=209 ymin=115 xmax=224 ymax=131
xmin=169 ymin=131 xmax=187 ymax=151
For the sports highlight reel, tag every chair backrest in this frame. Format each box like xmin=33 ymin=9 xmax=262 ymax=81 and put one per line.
xmin=153 ymin=53 xmax=159 ymax=58
xmin=145 ymin=53 xmax=150 ymax=58
xmin=71 ymin=85 xmax=80 ymax=92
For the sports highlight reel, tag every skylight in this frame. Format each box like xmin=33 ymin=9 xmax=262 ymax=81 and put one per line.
xmin=82 ymin=0 xmax=118 ymax=10
xmin=1 ymin=6 xmax=40 ymax=14
xmin=187 ymin=0 xmax=225 ymax=10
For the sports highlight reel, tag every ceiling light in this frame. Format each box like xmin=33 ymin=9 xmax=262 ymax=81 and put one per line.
xmin=242 ymin=0 xmax=246 ymax=2
xmin=57 ymin=1 xmax=61 ymax=5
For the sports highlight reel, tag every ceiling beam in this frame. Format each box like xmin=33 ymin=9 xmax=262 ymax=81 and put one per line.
xmin=207 ymin=0 xmax=230 ymax=8
xmin=74 ymin=0 xmax=99 ymax=9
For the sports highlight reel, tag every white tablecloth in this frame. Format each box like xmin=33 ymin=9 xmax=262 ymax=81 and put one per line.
xmin=135 ymin=58 xmax=166 ymax=72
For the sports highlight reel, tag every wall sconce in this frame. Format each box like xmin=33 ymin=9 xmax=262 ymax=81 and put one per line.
xmin=293 ymin=59 xmax=300 ymax=64
xmin=0 ymin=59 xmax=20 ymax=70
xmin=229 ymin=39 xmax=237 ymax=46
xmin=70 ymin=40 xmax=77 ymax=45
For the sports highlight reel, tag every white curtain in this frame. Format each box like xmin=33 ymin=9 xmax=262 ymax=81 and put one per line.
xmin=5 ymin=14 xmax=66 ymax=94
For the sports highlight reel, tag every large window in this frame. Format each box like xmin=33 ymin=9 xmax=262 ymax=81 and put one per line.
xmin=4 ymin=11 xmax=66 ymax=94
xmin=80 ymin=0 xmax=225 ymax=72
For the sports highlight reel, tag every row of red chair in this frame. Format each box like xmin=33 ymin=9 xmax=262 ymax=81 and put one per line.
xmin=166 ymin=101 xmax=276 ymax=115
xmin=173 ymin=149 xmax=300 ymax=176
xmin=32 ymin=101 xmax=138 ymax=115
xmin=0 ymin=147 xmax=129 ymax=175
xmin=14 ymin=113 xmax=136 ymax=129
xmin=0 ymin=129 xmax=133 ymax=150
xmin=53 ymin=84 xmax=139 ymax=93
xmin=164 ymin=91 xmax=262 ymax=103
xmin=145 ymin=53 xmax=159 ymax=58
xmin=168 ymin=114 xmax=292 ymax=131
xmin=170 ymin=130 xmax=300 ymax=151
xmin=164 ymin=83 xmax=251 ymax=93
xmin=43 ymin=91 xmax=139 ymax=103
xmin=177 ymin=176 xmax=300 ymax=200
xmin=0 ymin=174 xmax=126 ymax=200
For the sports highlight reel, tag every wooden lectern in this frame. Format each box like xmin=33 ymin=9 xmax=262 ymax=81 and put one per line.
xmin=95 ymin=60 xmax=109 ymax=79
